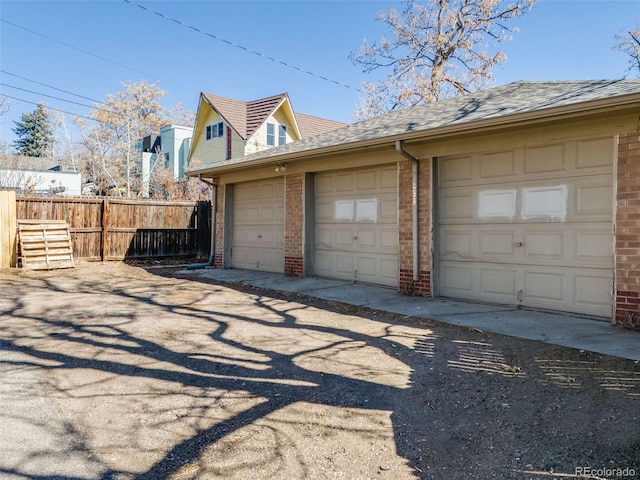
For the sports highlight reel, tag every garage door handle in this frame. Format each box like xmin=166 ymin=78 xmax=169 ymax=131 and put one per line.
xmin=515 ymin=241 xmax=523 ymax=247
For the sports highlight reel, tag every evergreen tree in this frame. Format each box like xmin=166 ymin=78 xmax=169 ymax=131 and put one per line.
xmin=12 ymin=103 xmax=54 ymax=157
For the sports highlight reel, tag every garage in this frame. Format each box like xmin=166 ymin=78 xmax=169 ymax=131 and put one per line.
xmin=314 ymin=165 xmax=398 ymax=287
xmin=231 ymin=178 xmax=284 ymax=272
xmin=436 ymin=136 xmax=615 ymax=317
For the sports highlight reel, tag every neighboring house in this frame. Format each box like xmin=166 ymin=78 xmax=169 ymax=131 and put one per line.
xmin=159 ymin=124 xmax=193 ymax=179
xmin=187 ymin=80 xmax=640 ymax=331
xmin=188 ymin=92 xmax=347 ymax=166
xmin=0 ymin=155 xmax=81 ymax=195
xmin=139 ymin=124 xmax=194 ymax=196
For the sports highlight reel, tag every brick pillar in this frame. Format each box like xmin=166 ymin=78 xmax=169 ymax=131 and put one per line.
xmin=284 ymin=173 xmax=304 ymax=276
xmin=213 ymin=184 xmax=225 ymax=268
xmin=398 ymin=159 xmax=432 ymax=295
xmin=615 ymin=133 xmax=640 ymax=330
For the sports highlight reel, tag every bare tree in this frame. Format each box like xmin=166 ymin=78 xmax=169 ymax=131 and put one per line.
xmin=86 ymin=80 xmax=170 ymax=197
xmin=614 ymin=26 xmax=640 ymax=77
xmin=350 ymin=0 xmax=536 ymax=119
xmin=0 ymin=95 xmax=11 ymax=117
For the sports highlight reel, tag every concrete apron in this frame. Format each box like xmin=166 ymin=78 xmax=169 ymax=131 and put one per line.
xmin=178 ymin=268 xmax=640 ymax=362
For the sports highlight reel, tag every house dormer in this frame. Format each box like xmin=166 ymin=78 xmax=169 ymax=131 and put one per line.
xmin=188 ymin=92 xmax=346 ymax=167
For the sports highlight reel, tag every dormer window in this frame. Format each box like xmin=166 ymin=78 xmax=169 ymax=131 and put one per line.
xmin=206 ymin=122 xmax=224 ymax=141
xmin=267 ymin=123 xmax=287 ymax=147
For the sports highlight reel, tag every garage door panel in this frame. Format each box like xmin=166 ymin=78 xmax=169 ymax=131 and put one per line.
xmin=335 ymin=255 xmax=355 ymax=275
xmin=336 ymin=173 xmax=355 ymax=192
xmin=356 ymin=256 xmax=377 ymax=278
xmin=524 ymin=231 xmax=564 ymax=259
xmin=380 ymin=197 xmax=398 ymax=221
xmin=441 ymin=264 xmax=474 ymax=293
xmin=441 ymin=156 xmax=474 ymax=183
xmin=237 ymin=184 xmax=260 ymax=200
xmin=356 ymin=229 xmax=377 ymax=248
xmin=315 ymin=252 xmax=334 ymax=274
xmin=316 ymin=175 xmax=333 ymax=193
xmin=441 ymin=192 xmax=475 ymax=221
xmin=525 ymin=271 xmax=565 ymax=302
xmin=480 ymin=151 xmax=516 ymax=178
xmin=575 ymin=274 xmax=613 ymax=312
xmin=575 ymin=180 xmax=612 ymax=218
xmin=479 ymin=231 xmax=516 ymax=256
xmin=440 ymin=228 xmax=473 ymax=258
xmin=437 ymin=136 xmax=614 ymax=317
xmin=441 ymin=178 xmax=612 ymax=225
xmin=357 ymin=171 xmax=377 ymax=190
xmin=575 ymin=229 xmax=612 ymax=265
xmin=577 ymin=137 xmax=614 ymax=169
xmin=335 ymin=228 xmax=355 ymax=248
xmin=480 ymin=268 xmax=518 ymax=296
xmin=233 ymin=178 xmax=284 ymax=273
xmin=316 ymin=227 xmax=332 ymax=248
xmin=381 ymin=168 xmax=397 ymax=188
xmin=524 ymin=144 xmax=566 ymax=174
xmin=380 ymin=228 xmax=399 ymax=250
xmin=315 ymin=166 xmax=398 ymax=287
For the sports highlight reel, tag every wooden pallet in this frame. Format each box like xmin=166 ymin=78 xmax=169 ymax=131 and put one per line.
xmin=17 ymin=220 xmax=75 ymax=270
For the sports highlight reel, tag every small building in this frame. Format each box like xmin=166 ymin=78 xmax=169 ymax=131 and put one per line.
xmin=0 ymin=155 xmax=81 ymax=196
xmin=188 ymin=80 xmax=640 ymax=331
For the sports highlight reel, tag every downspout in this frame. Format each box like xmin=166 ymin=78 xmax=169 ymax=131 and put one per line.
xmin=187 ymin=176 xmax=217 ymax=269
xmin=395 ymin=140 xmax=420 ymax=282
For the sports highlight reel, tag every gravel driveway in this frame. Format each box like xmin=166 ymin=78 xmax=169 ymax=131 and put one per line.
xmin=0 ymin=262 xmax=638 ymax=480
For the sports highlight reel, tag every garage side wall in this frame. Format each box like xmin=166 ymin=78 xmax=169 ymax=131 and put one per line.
xmin=285 ymin=173 xmax=304 ymax=276
xmin=615 ymin=132 xmax=640 ymax=330
xmin=398 ymin=159 xmax=432 ymax=295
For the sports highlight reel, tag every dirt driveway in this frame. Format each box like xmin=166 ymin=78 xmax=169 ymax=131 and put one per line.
xmin=0 ymin=262 xmax=638 ymax=480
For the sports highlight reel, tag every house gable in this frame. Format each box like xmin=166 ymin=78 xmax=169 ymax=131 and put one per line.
xmin=188 ymin=91 xmax=348 ymax=167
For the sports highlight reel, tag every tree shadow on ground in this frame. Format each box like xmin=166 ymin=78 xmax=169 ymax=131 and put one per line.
xmin=0 ymin=264 xmax=638 ymax=479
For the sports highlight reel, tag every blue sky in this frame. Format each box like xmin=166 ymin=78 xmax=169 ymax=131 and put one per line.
xmin=1 ymin=0 xmax=639 ymax=147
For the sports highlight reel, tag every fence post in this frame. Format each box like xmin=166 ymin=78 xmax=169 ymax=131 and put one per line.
xmin=101 ymin=198 xmax=109 ymax=262
xmin=0 ymin=190 xmax=17 ymax=268
xmin=195 ymin=201 xmax=210 ymax=258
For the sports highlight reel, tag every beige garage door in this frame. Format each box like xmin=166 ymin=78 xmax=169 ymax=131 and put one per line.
xmin=232 ymin=178 xmax=284 ymax=272
xmin=437 ymin=136 xmax=614 ymax=317
xmin=315 ymin=165 xmax=398 ymax=287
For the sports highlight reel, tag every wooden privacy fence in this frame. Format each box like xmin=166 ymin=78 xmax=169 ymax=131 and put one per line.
xmin=15 ymin=196 xmax=211 ymax=262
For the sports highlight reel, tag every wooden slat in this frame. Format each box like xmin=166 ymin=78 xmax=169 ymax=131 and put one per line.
xmin=0 ymin=190 xmax=18 ymax=268
xmin=17 ymin=220 xmax=75 ymax=270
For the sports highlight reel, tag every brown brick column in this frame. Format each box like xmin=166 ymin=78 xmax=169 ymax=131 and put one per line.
xmin=284 ymin=173 xmax=304 ymax=276
xmin=213 ymin=184 xmax=225 ymax=268
xmin=615 ymin=133 xmax=640 ymax=330
xmin=398 ymin=159 xmax=432 ymax=295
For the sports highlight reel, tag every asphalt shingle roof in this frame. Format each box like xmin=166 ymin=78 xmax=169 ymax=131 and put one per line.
xmin=192 ymin=80 xmax=640 ymax=172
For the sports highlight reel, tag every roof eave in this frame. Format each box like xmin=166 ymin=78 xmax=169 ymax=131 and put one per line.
xmin=187 ymin=93 xmax=640 ymax=178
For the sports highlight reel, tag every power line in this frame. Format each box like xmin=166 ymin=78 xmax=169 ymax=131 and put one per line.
xmin=123 ymin=0 xmax=363 ymax=94
xmin=0 ymin=19 xmax=198 ymax=97
xmin=2 ymin=94 xmax=101 ymax=124
xmin=1 ymin=83 xmax=101 ymax=111
xmin=0 ymin=69 xmax=105 ymax=105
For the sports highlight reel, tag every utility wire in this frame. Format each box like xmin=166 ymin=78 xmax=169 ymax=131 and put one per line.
xmin=2 ymin=94 xmax=102 ymax=124
xmin=0 ymin=69 xmax=105 ymax=105
xmin=1 ymin=83 xmax=103 ymax=111
xmin=123 ymin=0 xmax=362 ymax=93
xmin=0 ymin=19 xmax=198 ymax=96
